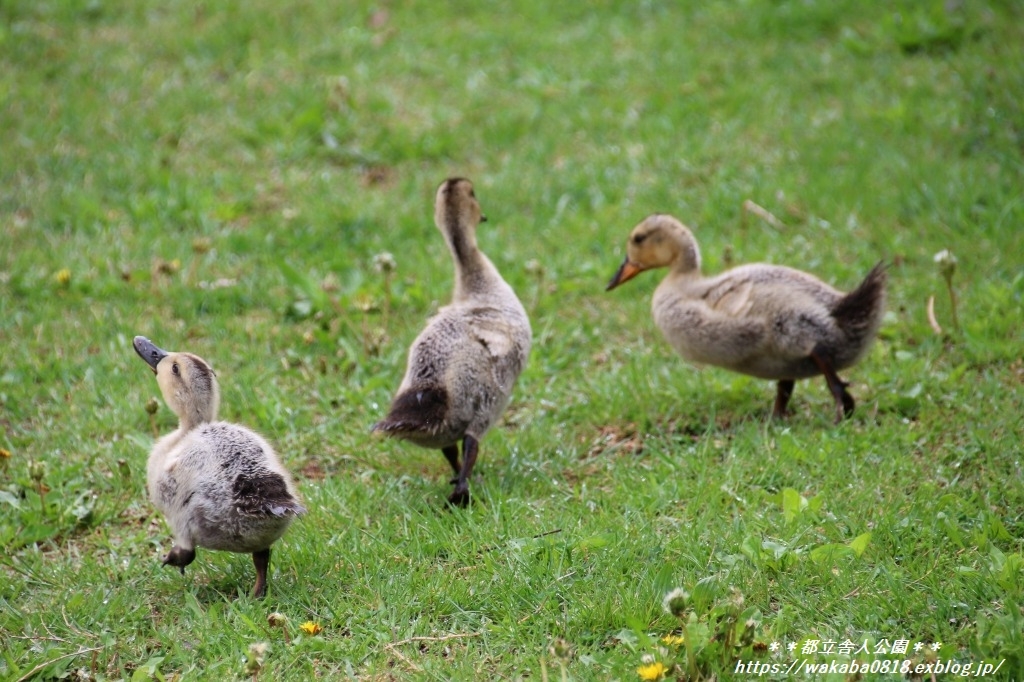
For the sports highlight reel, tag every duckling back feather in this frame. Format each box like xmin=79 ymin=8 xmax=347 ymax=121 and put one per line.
xmin=151 ymin=421 xmax=305 ymax=554
xmin=374 ymin=301 xmax=529 ymax=448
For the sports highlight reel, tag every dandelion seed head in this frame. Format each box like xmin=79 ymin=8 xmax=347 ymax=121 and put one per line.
xmin=662 ymin=587 xmax=690 ymax=618
xmin=373 ymin=252 xmax=396 ymax=274
xmin=933 ymin=249 xmax=957 ymax=281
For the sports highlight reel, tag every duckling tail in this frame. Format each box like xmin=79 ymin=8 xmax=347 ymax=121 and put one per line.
xmin=233 ymin=471 xmax=306 ymax=516
xmin=831 ymin=261 xmax=887 ymax=346
xmin=372 ymin=386 xmax=449 ymax=436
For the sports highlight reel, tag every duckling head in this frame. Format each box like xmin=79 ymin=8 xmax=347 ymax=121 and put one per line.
xmin=434 ymin=177 xmax=486 ymax=259
xmin=606 ymin=214 xmax=701 ymax=290
xmin=133 ymin=336 xmax=220 ymax=428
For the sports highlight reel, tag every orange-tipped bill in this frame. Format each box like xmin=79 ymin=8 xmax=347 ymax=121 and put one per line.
xmin=606 ymin=258 xmax=643 ymax=291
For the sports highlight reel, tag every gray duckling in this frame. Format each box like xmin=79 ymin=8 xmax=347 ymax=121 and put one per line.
xmin=606 ymin=214 xmax=886 ymax=423
xmin=133 ymin=336 xmax=305 ymax=597
xmin=373 ymin=178 xmax=532 ymax=506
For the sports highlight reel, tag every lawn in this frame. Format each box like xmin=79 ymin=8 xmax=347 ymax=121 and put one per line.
xmin=2 ymin=0 xmax=1023 ymax=679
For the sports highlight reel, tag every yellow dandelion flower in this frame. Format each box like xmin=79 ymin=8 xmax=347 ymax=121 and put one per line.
xmin=661 ymin=633 xmax=686 ymax=646
xmin=299 ymin=621 xmax=323 ymax=635
xmin=0 ymin=448 xmax=11 ymax=459
xmin=55 ymin=269 xmax=71 ymax=286
xmin=637 ymin=660 xmax=668 ymax=681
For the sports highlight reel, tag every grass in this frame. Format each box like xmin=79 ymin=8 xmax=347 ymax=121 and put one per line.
xmin=2 ymin=0 xmax=1023 ymax=679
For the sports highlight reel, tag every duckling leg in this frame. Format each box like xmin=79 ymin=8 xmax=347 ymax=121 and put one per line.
xmin=442 ymin=445 xmax=461 ymax=479
xmin=251 ymin=548 xmax=271 ymax=598
xmin=773 ymin=380 xmax=795 ymax=419
xmin=447 ymin=435 xmax=478 ymax=508
xmin=809 ymin=347 xmax=855 ymax=424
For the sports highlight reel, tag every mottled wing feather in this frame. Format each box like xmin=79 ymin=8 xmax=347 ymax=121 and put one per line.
xmin=705 ymin=279 xmax=755 ymax=317
xmin=465 ymin=306 xmax=522 ymax=358
xmin=232 ymin=470 xmax=305 ymax=517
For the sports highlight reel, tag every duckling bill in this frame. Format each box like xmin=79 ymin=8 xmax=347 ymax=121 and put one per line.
xmin=133 ymin=336 xmax=305 ymax=597
xmin=607 ymin=214 xmax=886 ymax=423
xmin=372 ymin=178 xmax=531 ymax=507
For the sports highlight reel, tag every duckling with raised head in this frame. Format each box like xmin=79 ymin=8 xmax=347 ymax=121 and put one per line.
xmin=373 ymin=178 xmax=532 ymax=506
xmin=606 ymin=214 xmax=886 ymax=423
xmin=133 ymin=336 xmax=305 ymax=597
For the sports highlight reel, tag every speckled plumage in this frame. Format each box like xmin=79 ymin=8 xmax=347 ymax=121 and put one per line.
xmin=373 ymin=178 xmax=531 ymax=505
xmin=607 ymin=214 xmax=886 ymax=422
xmin=134 ymin=336 xmax=305 ymax=597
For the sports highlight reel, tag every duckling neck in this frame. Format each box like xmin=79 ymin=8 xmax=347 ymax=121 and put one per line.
xmin=444 ymin=219 xmax=480 ymax=267
xmin=669 ymin=236 xmax=702 ymax=277
xmin=177 ymin=409 xmax=213 ymax=432
xmin=173 ymin=394 xmax=218 ymax=432
xmin=445 ymin=225 xmax=499 ymax=298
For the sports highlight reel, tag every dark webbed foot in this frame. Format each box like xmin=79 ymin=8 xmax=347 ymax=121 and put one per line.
xmin=252 ymin=548 xmax=271 ymax=598
xmin=163 ymin=546 xmax=197 ymax=575
xmin=447 ymin=486 xmax=471 ymax=508
xmin=810 ymin=346 xmax=854 ymax=424
xmin=773 ymin=379 xmax=795 ymax=419
xmin=840 ymin=385 xmax=855 ymax=417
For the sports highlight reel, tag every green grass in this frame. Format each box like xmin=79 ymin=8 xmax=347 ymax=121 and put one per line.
xmin=2 ymin=0 xmax=1024 ymax=679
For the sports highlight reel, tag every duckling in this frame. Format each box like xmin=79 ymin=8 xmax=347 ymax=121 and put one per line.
xmin=132 ymin=336 xmax=305 ymax=597
xmin=373 ymin=178 xmax=532 ymax=506
xmin=606 ymin=214 xmax=886 ymax=423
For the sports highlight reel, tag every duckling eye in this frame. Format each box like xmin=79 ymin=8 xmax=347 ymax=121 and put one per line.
xmin=633 ymin=233 xmax=647 ymax=245
xmin=172 ymin=363 xmax=180 ymax=376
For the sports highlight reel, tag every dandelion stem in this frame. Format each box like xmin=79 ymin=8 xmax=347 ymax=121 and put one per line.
xmin=945 ymin=279 xmax=960 ymax=332
xmin=680 ymin=619 xmax=698 ymax=681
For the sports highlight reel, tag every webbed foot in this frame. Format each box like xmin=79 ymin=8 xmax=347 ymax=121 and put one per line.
xmin=162 ymin=546 xmax=196 ymax=575
xmin=447 ymin=485 xmax=471 ymax=508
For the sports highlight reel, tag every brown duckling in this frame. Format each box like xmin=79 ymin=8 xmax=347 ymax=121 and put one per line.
xmin=607 ymin=214 xmax=886 ymax=422
xmin=373 ymin=178 xmax=532 ymax=506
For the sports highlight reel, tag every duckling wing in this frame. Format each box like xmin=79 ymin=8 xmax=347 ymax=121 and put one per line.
xmin=466 ymin=306 xmax=529 ymax=362
xmin=661 ymin=266 xmax=846 ymax=377
xmin=232 ymin=469 xmax=307 ymax=517
xmin=699 ymin=274 xmax=751 ymax=317
xmin=376 ymin=303 xmax=529 ymax=445
xmin=192 ymin=424 xmax=306 ymax=518
xmin=654 ymin=295 xmax=769 ymax=367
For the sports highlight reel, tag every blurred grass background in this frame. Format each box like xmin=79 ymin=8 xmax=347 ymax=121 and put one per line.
xmin=2 ymin=0 xmax=1023 ymax=679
